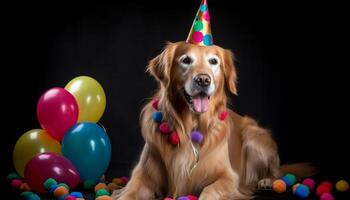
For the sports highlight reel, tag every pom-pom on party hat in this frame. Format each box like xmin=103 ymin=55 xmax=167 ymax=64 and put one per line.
xmin=186 ymin=0 xmax=213 ymax=46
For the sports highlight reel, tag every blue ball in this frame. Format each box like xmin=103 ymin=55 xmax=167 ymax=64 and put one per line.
xmin=27 ymin=193 xmax=41 ymax=200
xmin=49 ymin=183 xmax=59 ymax=194
xmin=70 ymin=191 xmax=83 ymax=198
xmin=294 ymin=184 xmax=310 ymax=199
xmin=152 ymin=111 xmax=163 ymax=123
xmin=282 ymin=173 xmax=296 ymax=186
xmin=177 ymin=196 xmax=189 ymax=200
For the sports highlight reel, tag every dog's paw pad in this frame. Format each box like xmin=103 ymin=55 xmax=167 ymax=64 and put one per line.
xmin=258 ymin=178 xmax=273 ymax=190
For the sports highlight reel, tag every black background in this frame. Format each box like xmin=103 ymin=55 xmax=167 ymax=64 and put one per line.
xmin=1 ymin=0 xmax=349 ymax=198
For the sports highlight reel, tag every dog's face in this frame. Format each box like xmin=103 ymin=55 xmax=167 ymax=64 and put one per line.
xmin=148 ymin=41 xmax=237 ymax=114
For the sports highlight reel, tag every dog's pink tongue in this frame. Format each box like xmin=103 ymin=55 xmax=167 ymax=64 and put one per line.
xmin=192 ymin=95 xmax=209 ymax=113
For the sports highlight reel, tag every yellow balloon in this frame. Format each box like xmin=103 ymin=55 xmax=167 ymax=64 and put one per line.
xmin=65 ymin=76 xmax=106 ymax=122
xmin=13 ymin=129 xmax=61 ymax=177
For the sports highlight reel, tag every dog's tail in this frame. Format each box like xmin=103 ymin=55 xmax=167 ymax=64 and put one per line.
xmin=279 ymin=163 xmax=318 ymax=178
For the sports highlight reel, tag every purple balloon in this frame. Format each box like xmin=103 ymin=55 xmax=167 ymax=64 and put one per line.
xmin=24 ymin=152 xmax=80 ymax=193
xmin=37 ymin=87 xmax=78 ymax=141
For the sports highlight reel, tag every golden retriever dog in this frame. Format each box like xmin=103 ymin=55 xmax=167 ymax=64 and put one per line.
xmin=113 ymin=41 xmax=313 ymax=200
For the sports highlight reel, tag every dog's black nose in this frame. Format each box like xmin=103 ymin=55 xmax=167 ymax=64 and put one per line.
xmin=194 ymin=74 xmax=211 ymax=87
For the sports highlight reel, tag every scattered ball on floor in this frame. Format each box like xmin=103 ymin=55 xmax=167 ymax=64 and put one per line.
xmin=108 ymin=182 xmax=122 ymax=191
xmin=27 ymin=193 xmax=41 ymax=200
xmin=11 ymin=179 xmax=23 ymax=190
xmin=54 ymin=186 xmax=69 ymax=198
xmin=96 ymin=195 xmax=112 ymax=200
xmin=112 ymin=178 xmax=125 ymax=186
xmin=64 ymin=195 xmax=77 ymax=200
xmin=6 ymin=173 xmax=21 ymax=181
xmin=336 ymin=180 xmax=349 ymax=192
xmin=20 ymin=191 xmax=34 ymax=198
xmin=320 ymin=192 xmax=334 ymax=200
xmin=294 ymin=184 xmax=310 ymax=199
xmin=302 ymin=178 xmax=315 ymax=190
xmin=316 ymin=184 xmax=330 ymax=197
xmin=43 ymin=178 xmax=58 ymax=190
xmin=292 ymin=183 xmax=301 ymax=193
xmin=320 ymin=181 xmax=333 ymax=191
xmin=281 ymin=173 xmax=296 ymax=186
xmin=70 ymin=191 xmax=83 ymax=198
xmin=272 ymin=179 xmax=286 ymax=193
xmin=187 ymin=195 xmax=198 ymax=200
xmin=20 ymin=182 xmax=31 ymax=192
xmin=96 ymin=189 xmax=110 ymax=198
xmin=95 ymin=182 xmax=109 ymax=192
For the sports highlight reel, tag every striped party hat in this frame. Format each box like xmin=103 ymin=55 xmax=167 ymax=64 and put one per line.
xmin=186 ymin=0 xmax=213 ymax=46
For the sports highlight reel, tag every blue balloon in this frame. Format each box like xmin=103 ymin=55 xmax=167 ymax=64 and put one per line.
xmin=62 ymin=122 xmax=111 ymax=181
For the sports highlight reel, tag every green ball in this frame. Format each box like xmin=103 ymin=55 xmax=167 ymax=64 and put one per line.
xmin=43 ymin=178 xmax=57 ymax=190
xmin=27 ymin=193 xmax=41 ymax=200
xmin=58 ymin=183 xmax=70 ymax=190
xmin=20 ymin=191 xmax=34 ymax=198
xmin=282 ymin=173 xmax=296 ymax=186
xmin=6 ymin=173 xmax=21 ymax=181
xmin=83 ymin=180 xmax=96 ymax=189
xmin=96 ymin=188 xmax=110 ymax=197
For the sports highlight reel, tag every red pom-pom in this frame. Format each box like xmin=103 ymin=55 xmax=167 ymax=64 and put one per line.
xmin=316 ymin=185 xmax=330 ymax=197
xmin=11 ymin=179 xmax=23 ymax=190
xmin=152 ymin=99 xmax=159 ymax=110
xmin=159 ymin=122 xmax=171 ymax=134
xmin=169 ymin=132 xmax=180 ymax=145
xmin=320 ymin=181 xmax=333 ymax=192
xmin=187 ymin=195 xmax=198 ymax=200
xmin=218 ymin=111 xmax=228 ymax=121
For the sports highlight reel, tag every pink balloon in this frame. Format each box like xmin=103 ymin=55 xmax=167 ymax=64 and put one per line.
xmin=24 ymin=152 xmax=80 ymax=193
xmin=37 ymin=87 xmax=78 ymax=141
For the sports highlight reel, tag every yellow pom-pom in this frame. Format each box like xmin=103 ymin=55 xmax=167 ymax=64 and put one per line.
xmin=292 ymin=183 xmax=301 ymax=193
xmin=53 ymin=186 xmax=69 ymax=197
xmin=95 ymin=182 xmax=109 ymax=192
xmin=273 ymin=179 xmax=287 ymax=193
xmin=336 ymin=180 xmax=349 ymax=192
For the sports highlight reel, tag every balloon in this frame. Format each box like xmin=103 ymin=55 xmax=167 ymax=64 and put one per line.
xmin=24 ymin=152 xmax=79 ymax=193
xmin=13 ymin=129 xmax=61 ymax=177
xmin=37 ymin=87 xmax=79 ymax=141
xmin=65 ymin=76 xmax=106 ymax=123
xmin=62 ymin=122 xmax=111 ymax=181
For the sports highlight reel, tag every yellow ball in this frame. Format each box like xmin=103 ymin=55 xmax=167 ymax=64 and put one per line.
xmin=336 ymin=180 xmax=349 ymax=192
xmin=273 ymin=179 xmax=287 ymax=193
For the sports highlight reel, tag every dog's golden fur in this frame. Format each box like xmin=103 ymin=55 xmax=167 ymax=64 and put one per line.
xmin=113 ymin=41 xmax=285 ymax=199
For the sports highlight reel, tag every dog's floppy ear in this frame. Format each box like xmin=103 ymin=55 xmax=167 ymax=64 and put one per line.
xmin=222 ymin=49 xmax=238 ymax=95
xmin=147 ymin=42 xmax=177 ymax=87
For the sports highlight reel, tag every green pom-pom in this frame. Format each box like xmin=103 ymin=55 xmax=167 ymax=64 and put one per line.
xmin=6 ymin=173 xmax=21 ymax=181
xmin=43 ymin=178 xmax=57 ymax=190
xmin=20 ymin=191 xmax=34 ymax=198
xmin=58 ymin=183 xmax=70 ymax=190
xmin=83 ymin=180 xmax=96 ymax=190
xmin=96 ymin=188 xmax=110 ymax=197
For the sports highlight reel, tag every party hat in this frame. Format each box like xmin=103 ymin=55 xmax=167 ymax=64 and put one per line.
xmin=186 ymin=0 xmax=213 ymax=46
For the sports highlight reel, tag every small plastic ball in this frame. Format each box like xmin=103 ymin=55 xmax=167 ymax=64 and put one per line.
xmin=316 ymin=185 xmax=330 ymax=197
xmin=159 ymin=122 xmax=171 ymax=134
xmin=20 ymin=182 xmax=31 ymax=192
xmin=302 ymin=178 xmax=315 ymax=190
xmin=95 ymin=182 xmax=109 ymax=192
xmin=83 ymin=180 xmax=96 ymax=189
xmin=43 ymin=178 xmax=58 ymax=190
xmin=272 ymin=179 xmax=287 ymax=193
xmin=292 ymin=183 xmax=301 ymax=193
xmin=95 ymin=195 xmax=112 ymax=200
xmin=152 ymin=111 xmax=163 ymax=123
xmin=112 ymin=178 xmax=124 ymax=186
xmin=64 ymin=195 xmax=77 ymax=200
xmin=54 ymin=186 xmax=69 ymax=198
xmin=6 ymin=173 xmax=21 ymax=181
xmin=218 ymin=111 xmax=228 ymax=120
xmin=187 ymin=195 xmax=198 ymax=200
xmin=20 ymin=191 xmax=34 ymax=198
xmin=70 ymin=191 xmax=83 ymax=198
xmin=169 ymin=131 xmax=180 ymax=145
xmin=282 ymin=173 xmax=296 ymax=186
xmin=27 ymin=193 xmax=41 ymax=200
xmin=320 ymin=192 xmax=334 ymax=200
xmin=335 ymin=180 xmax=349 ymax=192
xmin=177 ymin=196 xmax=189 ymax=200
xmin=96 ymin=189 xmax=110 ymax=197
xmin=108 ymin=182 xmax=122 ymax=191
xmin=191 ymin=131 xmax=203 ymax=144
xmin=320 ymin=181 xmax=333 ymax=192
xmin=49 ymin=184 xmax=59 ymax=194
xmin=58 ymin=183 xmax=70 ymax=190
xmin=294 ymin=184 xmax=310 ymax=199
xmin=11 ymin=179 xmax=23 ymax=189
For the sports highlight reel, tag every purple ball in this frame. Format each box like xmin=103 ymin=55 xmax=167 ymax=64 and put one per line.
xmin=177 ymin=196 xmax=189 ymax=200
xmin=191 ymin=131 xmax=203 ymax=144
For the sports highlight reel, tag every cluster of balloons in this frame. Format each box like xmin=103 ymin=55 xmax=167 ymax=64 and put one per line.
xmin=13 ymin=76 xmax=111 ymax=193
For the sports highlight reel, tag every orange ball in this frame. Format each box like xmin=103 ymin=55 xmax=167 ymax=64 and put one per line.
xmin=96 ymin=195 xmax=112 ymax=200
xmin=95 ymin=183 xmax=109 ymax=192
xmin=53 ymin=186 xmax=69 ymax=197
xmin=112 ymin=178 xmax=125 ymax=186
xmin=108 ymin=182 xmax=122 ymax=191
xmin=273 ymin=179 xmax=287 ymax=193
xmin=19 ymin=183 xmax=31 ymax=192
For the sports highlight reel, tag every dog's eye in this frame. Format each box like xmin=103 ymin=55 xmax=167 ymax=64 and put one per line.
xmin=181 ymin=56 xmax=193 ymax=65
xmin=209 ymin=58 xmax=218 ymax=65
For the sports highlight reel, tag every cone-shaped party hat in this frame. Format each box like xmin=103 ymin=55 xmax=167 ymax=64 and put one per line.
xmin=186 ymin=0 xmax=213 ymax=46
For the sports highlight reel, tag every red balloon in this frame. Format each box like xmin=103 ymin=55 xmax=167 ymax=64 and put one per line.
xmin=37 ymin=87 xmax=78 ymax=141
xmin=24 ymin=152 xmax=80 ymax=193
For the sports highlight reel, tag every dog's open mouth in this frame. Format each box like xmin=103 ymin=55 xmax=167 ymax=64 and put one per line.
xmin=183 ymin=89 xmax=210 ymax=113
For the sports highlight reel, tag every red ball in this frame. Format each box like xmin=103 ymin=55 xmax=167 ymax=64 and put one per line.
xmin=316 ymin=185 xmax=330 ymax=197
xmin=159 ymin=122 xmax=171 ymax=134
xmin=302 ymin=178 xmax=315 ymax=190
xmin=218 ymin=111 xmax=228 ymax=120
xmin=169 ymin=132 xmax=180 ymax=145
xmin=187 ymin=195 xmax=198 ymax=200
xmin=11 ymin=179 xmax=23 ymax=190
xmin=320 ymin=192 xmax=334 ymax=200
xmin=320 ymin=181 xmax=333 ymax=192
